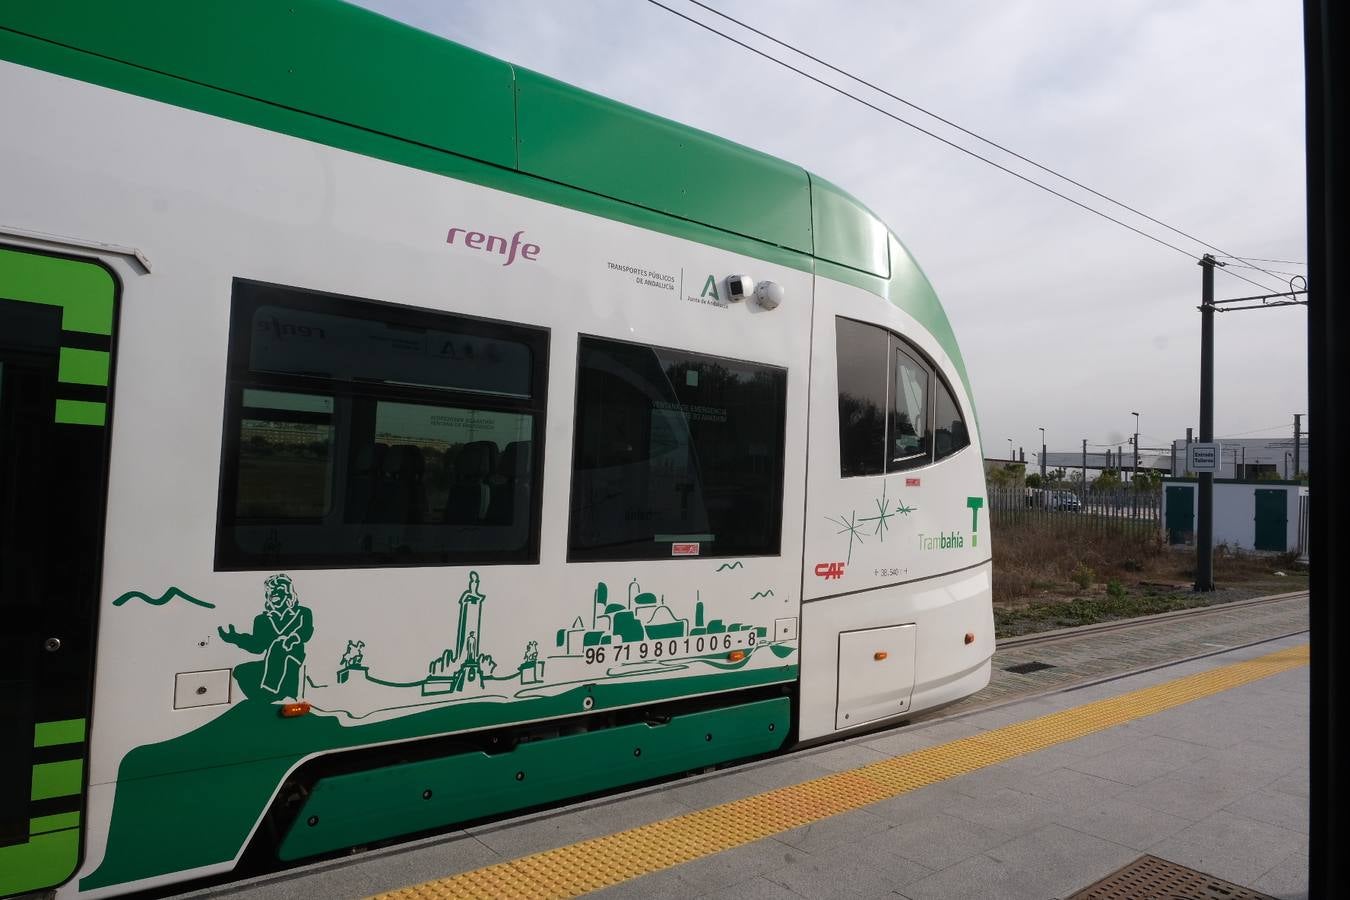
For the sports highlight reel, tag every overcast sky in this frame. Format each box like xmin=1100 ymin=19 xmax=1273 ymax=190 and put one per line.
xmin=352 ymin=0 xmax=1307 ymax=464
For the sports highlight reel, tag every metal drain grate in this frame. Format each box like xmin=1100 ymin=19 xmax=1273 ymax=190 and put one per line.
xmin=1004 ymin=660 xmax=1056 ymax=674
xmin=1068 ymin=854 xmax=1278 ymax=899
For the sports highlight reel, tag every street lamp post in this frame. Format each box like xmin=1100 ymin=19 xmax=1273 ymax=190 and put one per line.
xmin=1131 ymin=412 xmax=1140 ymax=484
xmin=1007 ymin=438 xmax=1013 ymax=461
xmin=1038 ymin=427 xmax=1046 ymax=481
xmin=1131 ymin=411 xmax=1141 ymax=519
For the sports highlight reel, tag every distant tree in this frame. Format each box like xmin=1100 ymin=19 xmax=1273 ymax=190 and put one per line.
xmin=987 ymin=462 xmax=1025 ymax=489
xmin=1025 ymin=472 xmax=1043 ymax=488
xmin=1133 ymin=471 xmax=1163 ymax=491
xmin=1095 ymin=468 xmax=1122 ymax=490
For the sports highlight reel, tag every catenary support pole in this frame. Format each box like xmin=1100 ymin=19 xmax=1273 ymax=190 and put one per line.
xmin=1196 ymin=254 xmax=1216 ymax=591
xmin=1294 ymin=413 xmax=1302 ymax=477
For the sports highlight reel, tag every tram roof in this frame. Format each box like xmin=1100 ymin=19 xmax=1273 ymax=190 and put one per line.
xmin=0 ymin=0 xmax=973 ymax=404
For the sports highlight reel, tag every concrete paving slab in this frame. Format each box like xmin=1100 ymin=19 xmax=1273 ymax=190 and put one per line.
xmin=941 ymin=786 xmax=1062 ymax=834
xmin=1251 ymin=848 xmax=1310 ymax=900
xmin=660 ymin=838 xmax=798 ymax=895
xmin=588 ymin=865 xmax=690 ymax=900
xmin=859 ymin=719 xmax=986 ymax=756
xmin=700 ymin=875 xmax=806 ymax=900
xmin=465 ymin=808 xmax=603 ymax=858
xmin=775 ymin=808 xmax=893 ymax=854
xmin=761 ymin=850 xmax=911 ymax=899
xmin=800 ymin=742 xmax=892 ymax=773
xmin=1016 ymin=766 xmax=1135 ymax=805
xmin=1149 ymin=809 xmax=1307 ymax=888
xmin=830 ymin=831 xmax=936 ymax=888
xmin=1270 ymin=768 xmax=1310 ymax=799
xmin=862 ymin=782 xmax=968 ymax=827
xmin=862 ymin=812 xmax=1012 ymax=871
xmin=1050 ymin=795 xmax=1194 ymax=851
xmin=982 ymin=823 xmax=1139 ymax=899
xmin=1064 ymin=733 xmax=1214 ymax=785
xmin=900 ymin=851 xmax=1041 ymax=900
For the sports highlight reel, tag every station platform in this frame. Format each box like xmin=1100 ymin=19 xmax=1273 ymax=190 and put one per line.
xmin=186 ymin=594 xmax=1310 ymax=900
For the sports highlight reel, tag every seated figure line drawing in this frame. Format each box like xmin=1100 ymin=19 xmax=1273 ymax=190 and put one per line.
xmin=218 ymin=573 xmax=314 ymax=701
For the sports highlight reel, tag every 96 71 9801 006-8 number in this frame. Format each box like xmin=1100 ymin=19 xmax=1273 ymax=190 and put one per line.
xmin=582 ymin=632 xmax=755 ymax=665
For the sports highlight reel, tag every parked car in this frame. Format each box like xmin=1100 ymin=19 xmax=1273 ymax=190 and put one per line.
xmin=1052 ymin=491 xmax=1082 ymax=511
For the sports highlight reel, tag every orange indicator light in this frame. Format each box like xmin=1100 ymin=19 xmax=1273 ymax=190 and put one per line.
xmin=280 ymin=701 xmax=311 ymax=718
xmin=873 ymin=651 xmax=888 ymax=661
xmin=964 ymin=632 xmax=975 ymax=645
xmin=727 ymin=650 xmax=746 ymax=662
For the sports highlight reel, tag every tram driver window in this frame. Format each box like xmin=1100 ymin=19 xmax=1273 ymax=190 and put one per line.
xmin=568 ymin=336 xmax=787 ymax=561
xmin=216 ymin=280 xmax=548 ymax=569
xmin=836 ymin=318 xmax=889 ymax=476
xmin=887 ymin=338 xmax=931 ymax=472
xmin=934 ymin=376 xmax=971 ymax=460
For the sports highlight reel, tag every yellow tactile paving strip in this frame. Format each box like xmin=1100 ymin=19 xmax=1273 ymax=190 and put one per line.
xmin=374 ymin=643 xmax=1309 ymax=900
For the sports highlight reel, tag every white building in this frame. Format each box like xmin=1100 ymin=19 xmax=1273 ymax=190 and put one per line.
xmin=1169 ymin=437 xmax=1308 ymax=480
xmin=1161 ymin=479 xmax=1309 ymax=554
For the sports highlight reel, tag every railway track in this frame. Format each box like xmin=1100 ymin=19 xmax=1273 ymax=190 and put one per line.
xmin=998 ymin=589 xmax=1310 ymax=650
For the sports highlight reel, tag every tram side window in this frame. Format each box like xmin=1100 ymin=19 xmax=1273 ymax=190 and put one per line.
xmin=569 ymin=337 xmax=787 ymax=561
xmin=235 ymin=390 xmax=335 ymax=519
xmin=217 ymin=280 xmax=548 ymax=570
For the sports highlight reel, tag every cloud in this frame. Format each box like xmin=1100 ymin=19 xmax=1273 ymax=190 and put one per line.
xmin=352 ymin=0 xmax=1307 ymax=454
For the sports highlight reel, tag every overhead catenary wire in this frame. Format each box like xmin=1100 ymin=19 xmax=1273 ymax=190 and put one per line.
xmin=1216 ymin=423 xmax=1309 ymax=438
xmin=680 ymin=0 xmax=1294 ymax=290
xmin=1082 ymin=423 xmax=1307 ymax=445
xmin=1220 ymin=263 xmax=1306 ymax=278
xmin=1214 ymin=255 xmax=1306 ymax=265
xmin=648 ymin=0 xmax=1292 ymax=296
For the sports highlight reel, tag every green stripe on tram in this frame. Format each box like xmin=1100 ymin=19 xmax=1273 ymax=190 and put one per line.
xmin=0 ymin=246 xmax=116 ymax=425
xmin=31 ymin=759 xmax=83 ymax=802
xmin=0 ymin=720 xmax=89 ymax=894
xmin=55 ymin=398 xmax=107 ymax=426
xmin=0 ymin=829 xmax=80 ymax=896
xmin=30 ymin=812 xmax=81 ymax=836
xmin=58 ymin=346 xmax=110 ymax=386
xmin=33 ymin=717 xmax=87 ymax=747
xmin=0 ymin=245 xmax=115 ymax=335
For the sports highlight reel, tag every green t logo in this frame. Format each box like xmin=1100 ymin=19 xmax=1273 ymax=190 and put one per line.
xmin=700 ymin=275 xmax=720 ymax=301
xmin=966 ymin=496 xmax=984 ymax=546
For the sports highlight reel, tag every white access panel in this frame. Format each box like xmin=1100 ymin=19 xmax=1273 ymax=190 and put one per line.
xmin=173 ymin=669 xmax=232 ymax=709
xmin=835 ymin=624 xmax=918 ymax=730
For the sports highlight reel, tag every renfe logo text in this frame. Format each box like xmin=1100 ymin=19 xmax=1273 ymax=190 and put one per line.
xmin=446 ymin=227 xmax=540 ymax=266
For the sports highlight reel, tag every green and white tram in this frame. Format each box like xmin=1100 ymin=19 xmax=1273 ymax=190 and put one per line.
xmin=0 ymin=2 xmax=993 ymax=896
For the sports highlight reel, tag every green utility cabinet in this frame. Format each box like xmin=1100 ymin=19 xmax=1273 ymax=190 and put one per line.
xmin=1165 ymin=485 xmax=1195 ymax=545
xmin=1253 ymin=489 xmax=1288 ymax=551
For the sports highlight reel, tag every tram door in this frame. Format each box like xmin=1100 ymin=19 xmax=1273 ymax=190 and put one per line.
xmin=0 ymin=245 xmax=117 ymax=898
